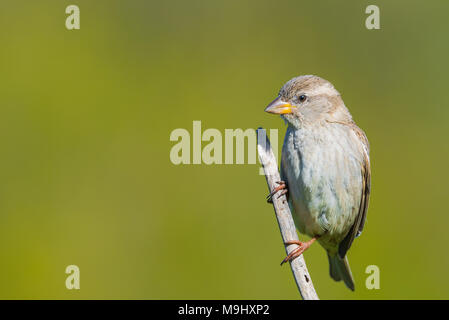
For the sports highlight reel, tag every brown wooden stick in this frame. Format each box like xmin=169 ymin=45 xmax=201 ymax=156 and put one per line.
xmin=257 ymin=128 xmax=319 ymax=300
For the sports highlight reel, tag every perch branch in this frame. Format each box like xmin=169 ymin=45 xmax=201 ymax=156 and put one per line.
xmin=257 ymin=128 xmax=319 ymax=300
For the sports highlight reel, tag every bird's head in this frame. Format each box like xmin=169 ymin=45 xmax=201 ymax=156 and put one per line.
xmin=265 ymin=75 xmax=352 ymax=127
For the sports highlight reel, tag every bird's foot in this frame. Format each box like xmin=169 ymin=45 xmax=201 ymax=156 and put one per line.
xmin=280 ymin=237 xmax=317 ymax=266
xmin=266 ymin=181 xmax=288 ymax=203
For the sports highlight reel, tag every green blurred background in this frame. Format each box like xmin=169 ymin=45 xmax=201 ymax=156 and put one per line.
xmin=0 ymin=0 xmax=448 ymax=299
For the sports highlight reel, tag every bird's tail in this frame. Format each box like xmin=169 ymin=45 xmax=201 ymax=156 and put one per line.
xmin=327 ymin=252 xmax=355 ymax=291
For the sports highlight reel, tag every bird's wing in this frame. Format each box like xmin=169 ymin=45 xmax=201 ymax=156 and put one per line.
xmin=338 ymin=124 xmax=371 ymax=259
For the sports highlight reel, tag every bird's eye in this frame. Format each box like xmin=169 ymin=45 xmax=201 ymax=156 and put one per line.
xmin=299 ymin=95 xmax=307 ymax=102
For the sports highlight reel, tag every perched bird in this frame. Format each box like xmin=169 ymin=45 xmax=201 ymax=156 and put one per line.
xmin=265 ymin=75 xmax=371 ymax=290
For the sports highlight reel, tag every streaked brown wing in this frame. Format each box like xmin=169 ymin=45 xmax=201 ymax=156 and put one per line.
xmin=338 ymin=124 xmax=371 ymax=259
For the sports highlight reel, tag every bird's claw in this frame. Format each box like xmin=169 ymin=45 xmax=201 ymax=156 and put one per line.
xmin=280 ymin=238 xmax=317 ymax=265
xmin=266 ymin=181 xmax=288 ymax=203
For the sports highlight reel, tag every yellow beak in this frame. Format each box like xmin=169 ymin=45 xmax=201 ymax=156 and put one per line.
xmin=264 ymin=97 xmax=294 ymax=114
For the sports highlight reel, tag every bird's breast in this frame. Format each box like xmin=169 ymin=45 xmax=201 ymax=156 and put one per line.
xmin=281 ymin=123 xmax=363 ymax=247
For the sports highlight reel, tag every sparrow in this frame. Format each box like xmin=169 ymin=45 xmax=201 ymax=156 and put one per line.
xmin=265 ymin=75 xmax=371 ymax=290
